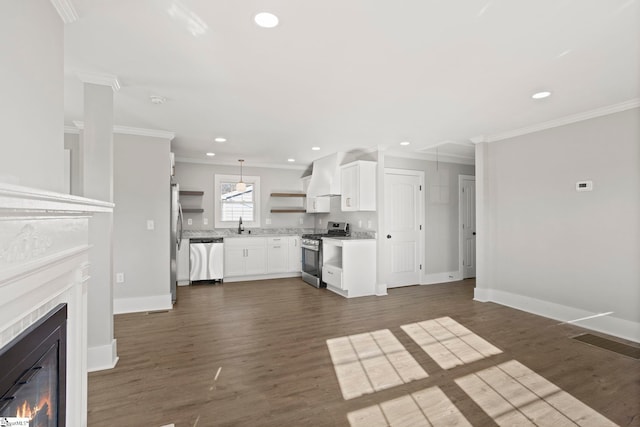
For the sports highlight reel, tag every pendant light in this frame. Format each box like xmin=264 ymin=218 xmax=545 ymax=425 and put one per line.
xmin=236 ymin=159 xmax=246 ymax=192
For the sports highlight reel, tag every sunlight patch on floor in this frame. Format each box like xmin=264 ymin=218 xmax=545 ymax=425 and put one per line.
xmin=347 ymin=386 xmax=472 ymax=427
xmin=327 ymin=329 xmax=428 ymax=400
xmin=455 ymin=360 xmax=618 ymax=427
xmin=401 ymin=316 xmax=502 ymax=369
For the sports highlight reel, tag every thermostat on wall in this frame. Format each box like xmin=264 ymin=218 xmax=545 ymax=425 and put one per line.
xmin=576 ymin=180 xmax=593 ymax=192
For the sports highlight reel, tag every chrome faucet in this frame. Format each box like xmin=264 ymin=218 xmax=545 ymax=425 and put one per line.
xmin=238 ymin=216 xmax=244 ymax=234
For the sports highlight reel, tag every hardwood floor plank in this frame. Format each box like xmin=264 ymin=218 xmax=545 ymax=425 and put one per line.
xmin=88 ymin=279 xmax=639 ymax=426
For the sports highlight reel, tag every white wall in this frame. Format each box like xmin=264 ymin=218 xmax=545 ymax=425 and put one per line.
xmin=0 ymin=1 xmax=64 ymax=192
xmin=476 ymin=108 xmax=640 ymax=341
xmin=113 ymin=134 xmax=172 ymax=313
xmin=384 ymin=156 xmax=475 ymax=277
xmin=175 ymin=161 xmax=312 ymax=230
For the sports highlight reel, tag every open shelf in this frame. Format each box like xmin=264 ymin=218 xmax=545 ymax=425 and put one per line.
xmin=182 ymin=208 xmax=204 ymax=213
xmin=270 ymin=208 xmax=306 ymax=213
xmin=180 ymin=190 xmax=204 ymax=196
xmin=270 ymin=193 xmax=306 ymax=198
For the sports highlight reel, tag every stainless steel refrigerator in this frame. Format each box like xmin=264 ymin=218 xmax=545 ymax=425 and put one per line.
xmin=170 ymin=178 xmax=183 ymax=303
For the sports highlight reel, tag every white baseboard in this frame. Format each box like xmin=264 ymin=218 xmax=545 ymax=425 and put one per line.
xmin=88 ymin=339 xmax=119 ymax=372
xmin=474 ymin=288 xmax=640 ymax=343
xmin=113 ymin=293 xmax=172 ymax=314
xmin=422 ymin=270 xmax=462 ymax=285
xmin=223 ymin=272 xmax=301 ymax=283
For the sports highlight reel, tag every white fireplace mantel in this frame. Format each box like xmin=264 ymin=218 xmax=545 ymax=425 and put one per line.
xmin=0 ymin=183 xmax=113 ymax=427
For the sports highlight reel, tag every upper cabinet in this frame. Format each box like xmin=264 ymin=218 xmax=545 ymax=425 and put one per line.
xmin=302 ymin=175 xmax=330 ymax=213
xmin=340 ymin=161 xmax=376 ymax=211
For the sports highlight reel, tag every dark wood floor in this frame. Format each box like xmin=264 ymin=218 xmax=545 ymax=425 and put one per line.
xmin=88 ymin=278 xmax=640 ymax=426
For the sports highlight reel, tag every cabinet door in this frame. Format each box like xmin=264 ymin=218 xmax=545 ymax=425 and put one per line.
xmin=307 ymin=196 xmax=330 ymax=213
xmin=341 ymin=164 xmax=358 ymax=211
xmin=268 ymin=243 xmax=288 ymax=273
xmin=288 ymin=236 xmax=301 ymax=272
xmin=224 ymin=247 xmax=246 ymax=277
xmin=245 ymin=246 xmax=267 ymax=275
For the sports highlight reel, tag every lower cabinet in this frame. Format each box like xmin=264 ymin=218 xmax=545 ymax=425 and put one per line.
xmin=224 ymin=237 xmax=267 ymax=277
xmin=288 ymin=236 xmax=301 ymax=272
xmin=225 ymin=235 xmax=302 ymax=279
xmin=322 ymin=238 xmax=376 ymax=297
xmin=267 ymin=237 xmax=288 ymax=273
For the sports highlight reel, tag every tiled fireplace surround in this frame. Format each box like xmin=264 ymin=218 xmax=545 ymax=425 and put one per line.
xmin=0 ymin=184 xmax=113 ymax=426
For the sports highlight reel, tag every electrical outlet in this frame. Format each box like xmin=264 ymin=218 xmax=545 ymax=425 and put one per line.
xmin=358 ymin=220 xmax=362 ymax=228
xmin=146 ymin=219 xmax=154 ymax=230
xmin=265 ymin=218 xmax=272 ymax=225
xmin=187 ymin=218 xmax=193 ymax=225
xmin=299 ymin=217 xmax=304 ymax=225
xmin=116 ymin=273 xmax=125 ymax=283
xmin=367 ymin=220 xmax=372 ymax=229
xmin=203 ymin=217 xmax=208 ymax=225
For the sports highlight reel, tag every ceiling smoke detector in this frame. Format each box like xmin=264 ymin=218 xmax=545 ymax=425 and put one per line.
xmin=150 ymin=95 xmax=166 ymax=105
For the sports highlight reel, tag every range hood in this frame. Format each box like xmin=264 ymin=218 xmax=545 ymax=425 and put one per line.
xmin=306 ymin=152 xmax=345 ymax=197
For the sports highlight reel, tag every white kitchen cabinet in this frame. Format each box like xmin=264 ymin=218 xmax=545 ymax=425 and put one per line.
xmin=288 ymin=235 xmax=301 ymax=272
xmin=322 ymin=237 xmax=376 ymax=298
xmin=224 ymin=237 xmax=267 ymax=277
xmin=177 ymin=238 xmax=190 ymax=285
xmin=306 ymin=196 xmax=330 ymax=213
xmin=340 ymin=160 xmax=376 ymax=211
xmin=267 ymin=236 xmax=288 ymax=273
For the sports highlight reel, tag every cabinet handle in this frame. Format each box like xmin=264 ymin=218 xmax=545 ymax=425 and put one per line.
xmin=327 ymin=270 xmax=333 ymax=275
xmin=273 ymin=245 xmax=281 ymax=248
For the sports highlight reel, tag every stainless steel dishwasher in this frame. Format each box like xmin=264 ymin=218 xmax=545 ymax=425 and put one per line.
xmin=189 ymin=237 xmax=224 ymax=283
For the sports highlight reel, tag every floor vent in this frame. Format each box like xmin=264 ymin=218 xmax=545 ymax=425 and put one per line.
xmin=572 ymin=334 xmax=640 ymax=360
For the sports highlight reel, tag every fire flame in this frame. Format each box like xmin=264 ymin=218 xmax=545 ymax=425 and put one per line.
xmin=14 ymin=394 xmax=51 ymax=425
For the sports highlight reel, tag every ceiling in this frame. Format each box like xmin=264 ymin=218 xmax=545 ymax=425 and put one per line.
xmin=63 ymin=0 xmax=640 ymax=168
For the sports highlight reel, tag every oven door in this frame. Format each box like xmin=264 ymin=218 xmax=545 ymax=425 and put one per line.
xmin=301 ymin=245 xmax=323 ymax=288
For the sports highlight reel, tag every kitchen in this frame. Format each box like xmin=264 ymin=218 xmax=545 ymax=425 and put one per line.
xmin=171 ymin=150 xmax=467 ymax=299
xmin=1 ymin=1 xmax=639 ymax=426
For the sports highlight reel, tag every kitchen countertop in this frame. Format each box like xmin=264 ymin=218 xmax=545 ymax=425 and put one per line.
xmin=323 ymin=236 xmax=376 ymax=241
xmin=183 ymin=228 xmax=376 ymax=240
xmin=183 ymin=228 xmax=313 ymax=239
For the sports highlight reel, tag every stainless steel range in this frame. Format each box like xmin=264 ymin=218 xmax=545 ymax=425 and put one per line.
xmin=301 ymin=221 xmax=350 ymax=288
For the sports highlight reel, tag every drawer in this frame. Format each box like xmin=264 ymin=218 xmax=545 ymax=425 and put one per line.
xmin=267 ymin=236 xmax=286 ymax=245
xmin=322 ymin=264 xmax=343 ymax=289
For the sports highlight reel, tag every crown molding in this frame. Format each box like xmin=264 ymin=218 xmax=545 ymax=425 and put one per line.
xmin=64 ymin=125 xmax=80 ymax=134
xmin=77 ymin=72 xmax=121 ymax=92
xmin=50 ymin=0 xmax=78 ymax=24
xmin=420 ymin=140 xmax=474 ymax=150
xmin=471 ymin=98 xmax=640 ymax=144
xmin=70 ymin=121 xmax=175 ymax=140
xmin=175 ymin=156 xmax=308 ymax=170
xmin=384 ymin=149 xmax=474 ymax=165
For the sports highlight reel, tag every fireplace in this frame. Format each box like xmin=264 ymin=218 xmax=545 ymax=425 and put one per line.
xmin=0 ymin=304 xmax=67 ymax=426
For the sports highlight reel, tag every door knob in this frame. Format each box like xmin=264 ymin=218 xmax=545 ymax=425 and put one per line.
xmin=386 ymin=234 xmax=392 ymax=239
xmin=473 ymin=232 xmax=476 ymax=235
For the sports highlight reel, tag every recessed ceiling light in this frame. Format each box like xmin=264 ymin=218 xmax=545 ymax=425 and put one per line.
xmin=311 ymin=146 xmax=320 ymax=151
xmin=287 ymin=158 xmax=295 ymax=162
xmin=400 ymin=141 xmax=411 ymax=146
xmin=254 ymin=12 xmax=279 ymax=28
xmin=206 ymin=152 xmax=215 ymax=156
xmin=532 ymin=91 xmax=551 ymax=99
xmin=214 ymin=137 xmax=227 ymax=143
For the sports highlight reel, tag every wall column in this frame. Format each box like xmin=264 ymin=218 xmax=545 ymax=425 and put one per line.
xmin=80 ymin=74 xmax=120 ymax=371
xmin=473 ymin=140 xmax=490 ymax=300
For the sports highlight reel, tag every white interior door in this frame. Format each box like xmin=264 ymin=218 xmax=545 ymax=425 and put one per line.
xmin=384 ymin=169 xmax=423 ymax=288
xmin=460 ymin=176 xmax=476 ymax=278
